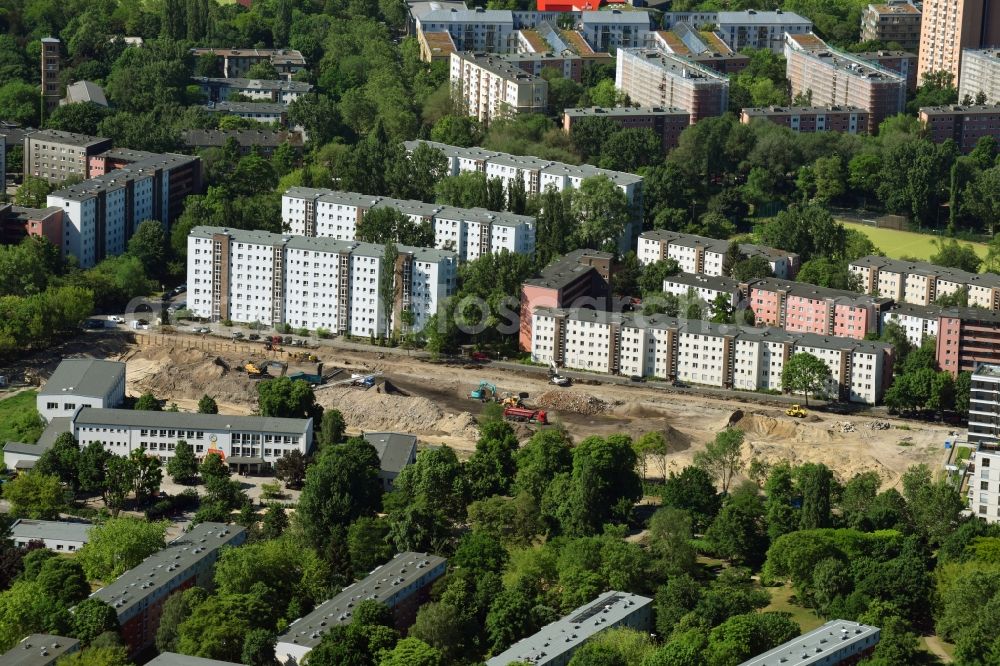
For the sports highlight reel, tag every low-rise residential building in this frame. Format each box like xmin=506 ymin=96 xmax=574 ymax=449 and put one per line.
xmin=855 ymin=50 xmax=918 ymax=91
xmin=662 ymin=272 xmax=743 ymax=307
xmin=519 ymin=248 xmax=614 ymax=351
xmin=23 ymin=129 xmax=112 ymax=184
xmin=850 ymin=255 xmax=1000 ymax=310
xmin=0 ymin=635 xmax=80 ymax=666
xmin=194 ymin=77 xmax=312 ymax=105
xmin=502 ymin=52 xmax=614 ymax=83
xmin=487 ymin=591 xmax=653 ymax=666
xmin=450 ymin=52 xmax=548 ymax=124
xmin=737 ymin=620 xmax=880 ymax=666
xmin=189 ymin=48 xmax=306 ymax=79
xmin=531 ymin=308 xmax=895 ymax=403
xmin=880 ymin=302 xmax=1000 ymax=376
xmin=418 ymin=29 xmax=457 ymax=62
xmin=37 ymin=358 xmax=126 ymax=423
xmin=662 ymin=10 xmax=812 ymax=53
xmin=187 ymin=226 xmax=457 ymax=336
xmin=9 ymin=519 xmax=91 ymax=552
xmin=182 ymin=129 xmax=304 ymax=157
xmin=785 ymin=33 xmax=907 ymax=132
xmin=204 ymin=101 xmax=288 ymax=125
xmin=362 ymin=432 xmax=418 ymax=491
xmin=637 ymin=230 xmax=799 ymax=279
xmin=740 ymin=106 xmax=871 ymax=134
xmin=860 ymin=1 xmax=921 ymax=49
xmin=72 ymin=407 xmax=314 ymax=471
xmin=918 ymin=105 xmax=1000 ymax=153
xmin=579 ymin=9 xmax=651 ymax=52
xmin=615 ymin=48 xmax=730 ymax=124
xmin=146 ymin=655 xmax=242 ymax=666
xmin=0 ymin=203 xmax=64 ymax=247
xmin=748 ymin=277 xmax=891 ymax=339
xmin=959 ymin=49 xmax=1000 ymax=105
xmin=91 ymin=523 xmax=247 ymax=657
xmin=562 ymin=106 xmax=690 ymax=149
xmin=282 ymin=187 xmax=535 ymax=261
xmin=276 ymin=553 xmax=447 ymax=664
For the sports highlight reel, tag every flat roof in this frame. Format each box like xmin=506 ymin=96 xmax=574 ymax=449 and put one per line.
xmin=73 ymin=407 xmax=311 ymax=435
xmin=362 ymin=432 xmax=418 ymax=474
xmin=620 ymin=48 xmax=729 ymax=82
xmin=742 ymin=105 xmax=868 ymax=115
xmin=850 ymin=255 xmax=1000 ymax=288
xmin=564 ymin=105 xmax=689 ymax=117
xmin=190 ymin=47 xmax=304 ymax=61
xmin=525 ymin=248 xmax=613 ymax=290
xmin=786 ymin=34 xmax=905 ymax=82
xmin=421 ymin=30 xmax=457 ymax=54
xmin=146 ymin=653 xmax=242 ymax=666
xmin=205 ymin=101 xmax=288 ymax=114
xmin=0 ymin=635 xmax=79 ymax=666
xmin=963 ymin=48 xmax=1000 ymax=60
xmin=39 ymin=359 xmax=125 ymax=399
xmin=716 ymin=10 xmax=811 ymax=25
xmin=193 ymin=77 xmax=313 ymax=92
xmin=867 ymin=2 xmax=920 ymax=14
xmin=10 ymin=519 xmax=92 ymax=544
xmin=49 ymin=153 xmax=201 ymax=200
xmin=418 ymin=7 xmax=514 ymax=23
xmin=640 ymin=230 xmax=797 ymax=262
xmin=737 ymin=620 xmax=879 ymax=666
xmin=26 ymin=129 xmax=109 ymax=148
xmin=453 ymin=52 xmax=545 ymax=82
xmin=664 ymin=272 xmax=742 ymax=292
xmin=919 ymin=104 xmax=1000 ymax=115
xmin=581 ymin=10 xmax=651 ymax=26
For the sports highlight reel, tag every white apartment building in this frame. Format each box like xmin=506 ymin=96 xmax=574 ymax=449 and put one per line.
xmin=638 ymin=229 xmax=799 ymax=279
xmin=531 ymin=308 xmax=893 ymax=404
xmin=416 ymin=7 xmax=517 ymax=53
xmin=850 ymin=255 xmax=1000 ymax=310
xmin=281 ymin=187 xmax=535 ymax=262
xmin=450 ymin=52 xmax=548 ymax=124
xmin=579 ymin=10 xmax=651 ymax=52
xmin=662 ymin=10 xmax=812 ymax=53
xmin=186 ymin=227 xmax=456 ymax=336
xmin=662 ymin=273 xmax=742 ymax=307
xmin=880 ymin=302 xmax=941 ymax=348
xmin=37 ymin=359 xmax=126 ymax=423
xmin=959 ymin=49 xmax=1000 ymax=104
xmin=9 ymin=519 xmax=91 ymax=552
xmin=194 ymin=77 xmax=312 ymax=105
xmin=968 ymin=365 xmax=1000 ymax=523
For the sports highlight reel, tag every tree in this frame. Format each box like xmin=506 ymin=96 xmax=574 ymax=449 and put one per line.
xmin=51 ymin=646 xmax=130 ymax=666
xmin=647 ymin=507 xmax=697 ymax=575
xmin=781 ymin=352 xmax=832 ymax=405
xmin=241 ymin=629 xmax=276 ymax=666
xmin=127 ymin=449 xmax=162 ymax=505
xmin=104 ymin=455 xmax=135 ymax=517
xmin=466 ymin=420 xmax=519 ymax=500
xmin=78 ymin=518 xmax=167 ymax=581
xmin=127 ymin=220 xmax=167 ymax=280
xmin=764 ymin=463 xmax=798 ymax=541
xmin=571 ymin=176 xmax=630 ymax=252
xmin=357 ymin=208 xmax=433 ymax=247
xmin=634 ymin=431 xmax=670 ymax=483
xmin=2 ymin=473 xmax=65 ymax=519
xmin=134 ymin=392 xmax=161 ymax=411
xmin=705 ymin=612 xmax=799 ymax=666
xmin=706 ymin=484 xmax=768 ymax=565
xmin=553 ymin=435 xmax=642 ymax=536
xmin=379 ymin=638 xmax=442 ymax=666
xmin=197 ymin=395 xmax=219 ymax=414
xmin=660 ymin=466 xmax=722 ymax=532
xmin=694 ymin=429 xmax=745 ymax=495
xmin=796 ymin=463 xmax=833 ymax=530
xmin=199 ymin=451 xmax=230 ymax=484
xmin=317 ymin=409 xmax=346 ymax=449
xmin=274 ymin=450 xmax=306 ymax=489
xmin=347 ymin=516 xmax=393 ymax=576
xmin=599 ymin=129 xmax=663 ymax=172
xmin=34 ymin=432 xmax=81 ymax=490
xmin=0 ymin=580 xmax=72 ymax=650
xmin=71 ymin=599 xmax=120 ymax=645
xmin=901 ymin=464 xmax=964 ymax=546
xmin=15 ymin=177 xmax=52 ymax=208
xmin=156 ymin=588 xmax=208 ymax=653
xmin=258 ymin=377 xmax=323 ymax=421
xmin=78 ymin=442 xmax=111 ymax=495
xmin=930 ymin=238 xmax=982 ymax=273
xmin=176 ymin=592 xmax=273 ymax=663
xmin=167 ymin=440 xmax=199 ymax=484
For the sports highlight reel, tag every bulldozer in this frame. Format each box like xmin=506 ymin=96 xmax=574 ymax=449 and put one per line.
xmin=470 ymin=380 xmax=497 ymax=402
xmin=785 ymin=404 xmax=807 ymax=418
xmin=500 ymin=392 xmax=522 ymax=408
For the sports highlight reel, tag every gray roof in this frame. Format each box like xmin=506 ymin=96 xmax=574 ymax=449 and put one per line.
xmin=39 ymin=359 xmax=125 ymax=399
xmin=850 ymin=255 xmax=1000 ymax=288
xmin=526 ymin=248 xmax=613 ymax=290
xmin=453 ymin=52 xmax=545 ymax=82
xmin=619 ymin=48 xmax=730 ymax=83
xmin=10 ymin=519 xmax=92 ymax=544
xmin=183 ymin=129 xmax=303 ymax=149
xmin=73 ymin=407 xmax=311 ymax=436
xmin=0 ymin=635 xmax=79 ymax=666
xmin=737 ymin=620 xmax=879 ymax=666
xmin=742 ymin=105 xmax=868 ymax=115
xmin=919 ymin=104 xmax=1000 ymax=115
xmin=363 ymin=432 xmax=417 ymax=475
xmin=205 ymin=101 xmax=288 ymax=115
xmin=581 ymin=10 xmax=651 ymax=26
xmin=49 ymin=153 xmax=200 ymax=201
xmin=640 ymin=230 xmax=797 ymax=263
xmin=487 ymin=591 xmax=653 ymax=666
xmin=146 ymin=654 xmax=242 ymax=666
xmin=194 ymin=77 xmax=312 ymax=92
xmin=564 ymin=106 xmax=688 ymax=118
xmin=64 ymin=81 xmax=108 ymax=107
xmin=278 ymin=552 xmax=447 ymax=650
xmin=663 ymin=272 xmax=742 ymax=292
xmin=3 ymin=441 xmax=47 ymax=456
xmin=716 ymin=10 xmax=811 ymax=24
xmin=418 ymin=7 xmax=513 ymax=23
xmin=36 ymin=418 xmax=72 ymax=450
xmin=25 ymin=129 xmax=109 ymax=149
xmin=883 ymin=301 xmax=1000 ymax=325
xmin=749 ymin=277 xmax=890 ymax=306
xmin=92 ymin=523 xmax=246 ymax=619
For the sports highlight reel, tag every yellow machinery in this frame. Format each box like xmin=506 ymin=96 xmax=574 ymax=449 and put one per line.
xmin=500 ymin=392 xmax=522 ymax=408
xmin=786 ymin=404 xmax=807 ymax=418
xmin=245 ymin=362 xmax=266 ymax=379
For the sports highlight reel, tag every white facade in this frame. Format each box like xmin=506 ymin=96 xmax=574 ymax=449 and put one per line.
xmin=416 ymin=8 xmax=516 ymax=52
xmin=638 ymin=230 xmax=798 ymax=279
xmin=37 ymin=359 xmax=126 ymax=423
xmin=959 ymin=49 xmax=1000 ymax=105
xmin=9 ymin=519 xmax=91 ymax=552
xmin=662 ymin=11 xmax=812 ymax=53
xmin=968 ymin=366 xmax=1000 ymax=522
xmin=851 ymin=256 xmax=1000 ymax=310
xmin=881 ymin=307 xmax=939 ymax=348
xmin=579 ymin=10 xmax=651 ymax=52
xmin=450 ymin=52 xmax=548 ymax=124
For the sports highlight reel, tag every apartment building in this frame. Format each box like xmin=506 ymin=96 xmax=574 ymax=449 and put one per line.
xmin=579 ymin=10 xmax=651 ymax=51
xmin=23 ymin=130 xmax=112 ymax=184
xmin=41 ymin=38 xmax=60 ymax=113
xmin=187 ymin=227 xmax=457 ymax=336
xmin=419 ymin=30 xmax=457 ymax=62
xmin=917 ymin=0 xmax=1000 ymax=85
xmin=615 ymin=48 xmax=730 ymax=124
xmin=85 ymin=148 xmax=202 ymax=222
xmin=282 ymin=187 xmax=535 ymax=261
xmin=880 ymin=302 xmax=1000 ymax=376
xmin=920 ymin=104 xmax=1000 ymax=152
xmin=0 ymin=203 xmax=63 ymax=247
xmin=9 ymin=519 xmax=91 ymax=552
xmin=37 ymin=358 xmax=125 ymax=422
xmin=204 ymin=101 xmax=288 ymax=125
xmin=182 ymin=129 xmax=304 ymax=157
xmin=861 ymin=1 xmax=922 ymax=49
xmin=276 ymin=553 xmax=447 ymax=664
xmin=416 ymin=7 xmax=517 ymax=52
xmin=785 ymin=33 xmax=907 ymax=133
xmin=652 ymin=27 xmax=750 ymax=75
xmin=47 ymin=152 xmax=203 ymax=268
xmin=662 ymin=10 xmax=812 ymax=53
xmin=487 ymin=591 xmax=653 ymax=666
xmin=959 ymin=49 xmax=1000 ymax=103
xmin=0 ymin=635 xmax=79 ymax=666
xmin=740 ymin=106 xmax=871 ymax=134
xmin=189 ymin=48 xmax=306 ymax=79
xmin=749 ymin=277 xmax=891 ymax=339
xmin=531 ymin=308 xmax=894 ymax=403
xmin=503 ymin=52 xmax=613 ymax=83
xmin=850 ymin=255 xmax=1000 ymax=310
xmin=450 ymin=52 xmax=548 ymax=124
xmin=91 ymin=523 xmax=247 ymax=656
xmin=637 ymin=230 xmax=799 ymax=279
xmin=738 ymin=621 xmax=880 ymax=666
xmin=563 ymin=106 xmax=690 ymax=149
xmin=967 ymin=366 xmax=1000 ymax=522
xmin=519 ymin=248 xmax=614 ymax=350
xmin=662 ymin=272 xmax=743 ymax=307
xmin=856 ymin=50 xmax=919 ymax=91
xmin=194 ymin=77 xmax=312 ymax=105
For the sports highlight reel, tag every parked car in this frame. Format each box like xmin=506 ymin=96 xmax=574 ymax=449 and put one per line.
xmin=232 ymin=332 xmax=244 ymax=340
xmin=109 ymin=316 xmax=125 ymax=323
xmin=248 ymin=334 xmax=260 ymax=341
xmin=196 ymin=327 xmax=210 ymax=334
xmin=629 ymin=375 xmax=645 ymax=383
xmin=672 ymin=379 xmax=689 ymax=388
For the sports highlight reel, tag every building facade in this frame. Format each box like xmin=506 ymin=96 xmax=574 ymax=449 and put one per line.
xmin=194 ymin=77 xmax=312 ymax=105
xmin=861 ymin=1 xmax=922 ymax=49
xmin=662 ymin=10 xmax=812 ymax=53
xmin=0 ymin=203 xmax=63 ymax=247
xmin=919 ymin=104 xmax=1000 ymax=152
xmin=856 ymin=50 xmax=919 ymax=91
xmin=41 ymin=38 xmax=60 ymax=114
xmin=449 ymin=52 xmax=548 ymax=124
xmin=416 ymin=7 xmax=517 ymax=52
xmin=850 ymin=255 xmax=1000 ymax=310
xmin=959 ymin=49 xmax=1000 ymax=103
xmin=880 ymin=302 xmax=1000 ymax=376
xmin=738 ymin=620 xmax=880 ymax=666
xmin=204 ymin=101 xmax=288 ymax=125
xmin=362 ymin=432 xmax=417 ymax=491
xmin=562 ymin=106 xmax=690 ymax=149
xmin=615 ymin=48 xmax=730 ymax=124
xmin=24 ymin=130 xmax=112 ymax=184
xmin=740 ymin=106 xmax=871 ymax=133
xmin=37 ymin=359 xmax=126 ymax=422
xmin=918 ymin=0 xmax=1000 ymax=85
xmin=651 ymin=28 xmax=751 ymax=75
xmin=187 ymin=227 xmax=457 ymax=336
xmin=748 ymin=277 xmax=891 ymax=340
xmin=579 ymin=10 xmax=651 ymax=51
xmin=503 ymin=52 xmax=614 ymax=83
xmin=637 ymin=229 xmax=799 ymax=279
xmin=182 ymin=129 xmax=303 ymax=157
xmin=189 ymin=48 xmax=306 ymax=80
xmin=968 ymin=366 xmax=1000 ymax=522
xmin=9 ymin=519 xmax=91 ymax=552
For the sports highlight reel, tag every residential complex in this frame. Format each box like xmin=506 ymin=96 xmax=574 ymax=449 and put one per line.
xmin=276 ymin=552 xmax=447 ymax=664
xmin=919 ymin=105 xmax=1000 ymax=152
xmin=0 ymin=203 xmax=64 ymax=247
xmin=503 ymin=52 xmax=614 ymax=83
xmin=0 ymin=635 xmax=79 ymax=666
xmin=737 ymin=620 xmax=880 ymax=666
xmin=194 ymin=77 xmax=312 ymax=105
xmin=415 ymin=7 xmax=517 ymax=52
xmin=637 ymin=229 xmax=799 ymax=279
xmin=579 ymin=10 xmax=651 ymax=52
xmin=531 ymin=308 xmax=894 ymax=404
xmin=880 ymin=302 xmax=1000 ymax=375
xmin=182 ymin=129 xmax=304 ymax=157
xmin=204 ymin=101 xmax=288 ymax=125
xmin=519 ymin=248 xmax=614 ymax=351
xmin=37 ymin=358 xmax=125 ymax=422
xmin=91 ymin=523 xmax=247 ymax=656
xmin=187 ymin=227 xmax=457 ymax=336
xmin=740 ymin=106 xmax=871 ymax=134
xmin=747 ymin=277 xmax=890 ymax=339
xmin=361 ymin=432 xmax=418 ymax=491
xmin=856 ymin=50 xmax=919 ymax=91
xmin=850 ymin=255 xmax=1000 ymax=310
xmin=46 ymin=152 xmax=203 ymax=268
xmin=189 ymin=48 xmax=306 ymax=79
xmin=41 ymin=38 xmax=60 ymax=113
xmin=662 ymin=10 xmax=812 ymax=53
xmin=969 ymin=365 xmax=1000 ymax=464
xmin=861 ymin=1 xmax=922 ymax=49
xmin=959 ymin=49 xmax=1000 ymax=103
xmin=23 ymin=130 xmax=112 ymax=184
xmin=282 ymin=187 xmax=535 ymax=262
xmin=615 ymin=48 xmax=730 ymax=124
xmin=651 ymin=27 xmax=750 ymax=75
xmin=449 ymin=52 xmax=548 ymax=124
xmin=9 ymin=519 xmax=91 ymax=552
xmin=662 ymin=272 xmax=743 ymax=307
xmin=917 ymin=0 xmax=1000 ymax=84
xmin=487 ymin=591 xmax=652 ymax=666
xmin=785 ymin=33 xmax=907 ymax=132
xmin=562 ymin=106 xmax=690 ymax=149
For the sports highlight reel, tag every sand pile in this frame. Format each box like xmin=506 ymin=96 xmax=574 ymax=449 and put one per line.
xmin=126 ymin=347 xmax=261 ymax=405
xmin=730 ymin=412 xmax=835 ymax=443
xmin=535 ymin=390 xmax=609 ymax=415
xmin=317 ymin=386 xmax=480 ymax=440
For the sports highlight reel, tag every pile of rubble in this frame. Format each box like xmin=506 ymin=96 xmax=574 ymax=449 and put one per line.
xmin=831 ymin=421 xmax=858 ymax=433
xmin=867 ymin=420 xmax=891 ymax=431
xmin=535 ymin=390 xmax=609 ymax=415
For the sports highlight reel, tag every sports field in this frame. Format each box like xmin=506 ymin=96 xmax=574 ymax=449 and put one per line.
xmin=841 ymin=221 xmax=990 ymax=265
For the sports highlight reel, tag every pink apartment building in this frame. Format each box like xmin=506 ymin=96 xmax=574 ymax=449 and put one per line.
xmin=749 ymin=278 xmax=891 ymax=339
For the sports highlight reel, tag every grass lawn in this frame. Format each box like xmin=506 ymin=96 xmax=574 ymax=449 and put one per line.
xmin=954 ymin=446 xmax=973 ymax=464
xmin=841 ymin=221 xmax=989 ymax=266
xmin=0 ymin=390 xmax=44 ymax=444
xmin=761 ymin=583 xmax=825 ymax=632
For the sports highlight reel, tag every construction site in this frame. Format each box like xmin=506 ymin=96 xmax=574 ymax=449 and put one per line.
xmin=1 ymin=330 xmax=953 ymax=488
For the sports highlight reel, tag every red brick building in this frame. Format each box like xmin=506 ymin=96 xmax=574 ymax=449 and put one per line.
xmin=918 ymin=104 xmax=1000 ymax=153
xmin=563 ymin=106 xmax=691 ymax=149
xmin=740 ymin=106 xmax=871 ymax=133
xmin=0 ymin=203 xmax=63 ymax=247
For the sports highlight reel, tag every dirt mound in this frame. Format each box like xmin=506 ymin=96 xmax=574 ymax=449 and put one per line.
xmin=126 ymin=346 xmax=261 ymax=406
xmin=731 ymin=412 xmax=835 ymax=443
xmin=536 ymin=390 xmax=609 ymax=415
xmin=317 ymin=387 xmax=479 ymax=441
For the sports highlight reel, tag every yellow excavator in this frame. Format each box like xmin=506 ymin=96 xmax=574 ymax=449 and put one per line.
xmin=786 ymin=404 xmax=807 ymax=418
xmin=500 ymin=392 xmax=523 ymax=408
xmin=245 ymin=362 xmax=267 ymax=379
